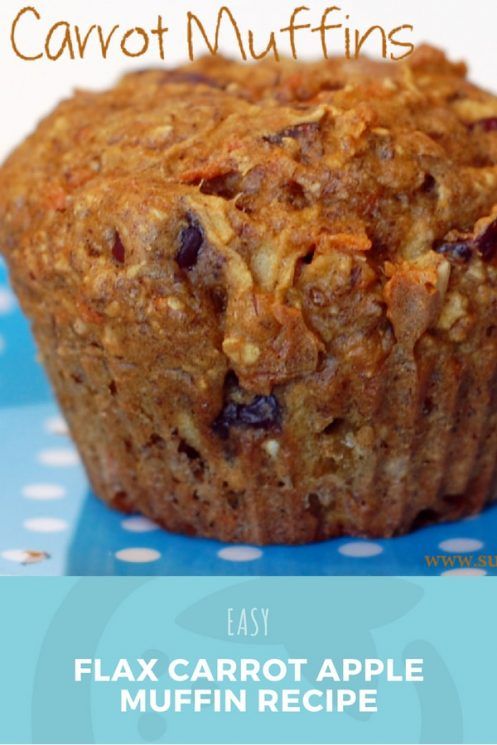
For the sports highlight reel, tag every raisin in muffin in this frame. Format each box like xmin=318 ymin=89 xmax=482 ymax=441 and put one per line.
xmin=2 ymin=46 xmax=497 ymax=544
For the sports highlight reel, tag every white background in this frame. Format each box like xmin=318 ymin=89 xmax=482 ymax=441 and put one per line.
xmin=0 ymin=0 xmax=496 ymax=161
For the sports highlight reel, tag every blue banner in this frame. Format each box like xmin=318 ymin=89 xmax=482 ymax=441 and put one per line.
xmin=0 ymin=577 xmax=495 ymax=743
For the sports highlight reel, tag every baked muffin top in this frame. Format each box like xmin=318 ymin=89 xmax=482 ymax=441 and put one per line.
xmin=2 ymin=45 xmax=497 ymax=393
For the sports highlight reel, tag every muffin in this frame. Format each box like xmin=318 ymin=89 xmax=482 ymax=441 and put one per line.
xmin=2 ymin=46 xmax=497 ymax=544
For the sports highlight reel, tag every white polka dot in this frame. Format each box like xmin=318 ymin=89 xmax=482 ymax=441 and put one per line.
xmin=442 ymin=568 xmax=487 ymax=576
xmin=115 ymin=548 xmax=161 ymax=563
xmin=37 ymin=447 xmax=80 ymax=467
xmin=23 ymin=517 xmax=68 ymax=533
xmin=22 ymin=483 xmax=66 ymax=501
xmin=439 ymin=538 xmax=483 ymax=553
xmin=0 ymin=287 xmax=15 ymax=315
xmin=44 ymin=415 xmax=69 ymax=436
xmin=217 ymin=546 xmax=263 ymax=562
xmin=338 ymin=541 xmax=384 ymax=558
xmin=1 ymin=549 xmax=50 ymax=565
xmin=0 ymin=334 xmax=5 ymax=354
xmin=121 ymin=516 xmax=159 ymax=533
xmin=2 ymin=549 xmax=30 ymax=563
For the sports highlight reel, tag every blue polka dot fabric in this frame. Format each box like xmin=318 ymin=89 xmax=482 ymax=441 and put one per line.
xmin=1 ymin=257 xmax=496 ymax=576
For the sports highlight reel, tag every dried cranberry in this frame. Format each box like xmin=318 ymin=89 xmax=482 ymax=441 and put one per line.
xmin=471 ymin=117 xmax=497 ymax=132
xmin=238 ymin=395 xmax=281 ymax=428
xmin=264 ymin=122 xmax=320 ymax=145
xmin=211 ymin=402 xmax=240 ymax=440
xmin=264 ymin=132 xmax=285 ymax=145
xmin=434 ymin=240 xmax=473 ymax=263
xmin=176 ymin=219 xmax=204 ymax=269
xmin=112 ymin=233 xmax=126 ymax=263
xmin=475 ymin=218 xmax=497 ymax=261
xmin=212 ymin=395 xmax=281 ymax=439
